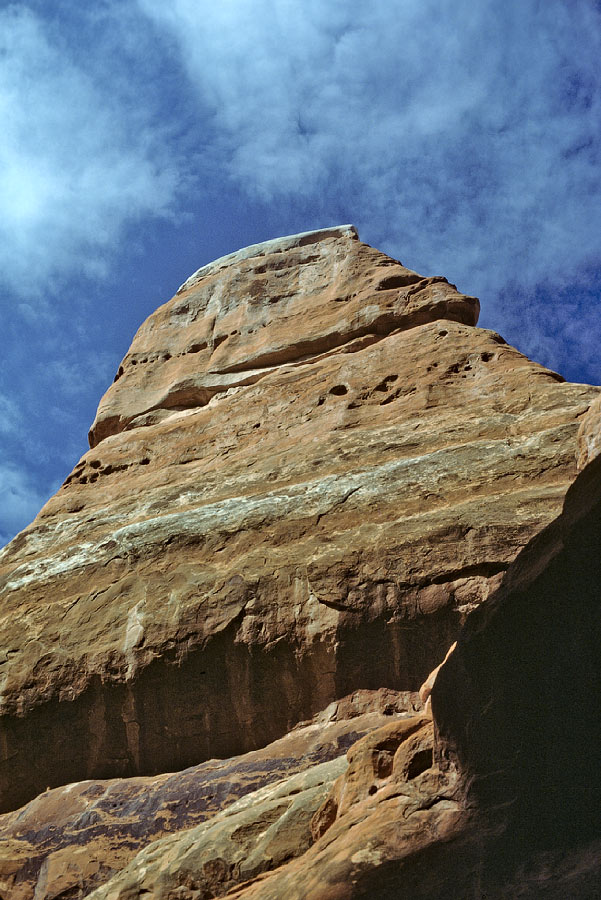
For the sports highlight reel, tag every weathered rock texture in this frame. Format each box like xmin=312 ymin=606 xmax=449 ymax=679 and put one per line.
xmin=90 ymin=446 xmax=601 ymax=899
xmin=0 ymin=226 xmax=598 ymax=821
xmin=577 ymin=392 xmax=601 ymax=469
xmin=87 ymin=715 xmax=444 ymax=900
xmin=0 ymin=689 xmax=418 ymax=899
xmin=431 ymin=449 xmax=601 ymax=895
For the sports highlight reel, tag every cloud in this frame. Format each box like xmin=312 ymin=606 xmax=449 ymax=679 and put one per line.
xmin=0 ymin=3 xmax=181 ymax=297
xmin=137 ymin=0 xmax=601 ymax=377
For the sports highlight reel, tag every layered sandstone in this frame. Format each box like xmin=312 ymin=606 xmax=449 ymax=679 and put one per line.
xmin=577 ymin=392 xmax=601 ymax=468
xmin=0 ymin=689 xmax=418 ymax=899
xmin=91 ymin=452 xmax=601 ymax=899
xmin=0 ymin=226 xmax=597 ymax=818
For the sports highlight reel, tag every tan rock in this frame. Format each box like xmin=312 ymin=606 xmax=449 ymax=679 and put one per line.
xmin=0 ymin=689 xmax=419 ymax=900
xmin=418 ymin=640 xmax=457 ymax=715
xmin=85 ymin=757 xmax=346 ymax=900
xmin=175 ymin=455 xmax=601 ymax=900
xmin=0 ymin=226 xmax=597 ymax=815
xmin=576 ymin=393 xmax=601 ymax=469
xmin=85 ymin=715 xmax=444 ymax=900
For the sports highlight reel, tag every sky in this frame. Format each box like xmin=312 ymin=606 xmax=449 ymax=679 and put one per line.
xmin=1 ymin=0 xmax=601 ymax=546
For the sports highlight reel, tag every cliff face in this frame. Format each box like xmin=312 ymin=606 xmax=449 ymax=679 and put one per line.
xmin=82 ymin=420 xmax=601 ymax=900
xmin=0 ymin=227 xmax=599 ymax=899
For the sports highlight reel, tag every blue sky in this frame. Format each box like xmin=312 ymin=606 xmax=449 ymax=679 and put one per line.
xmin=1 ymin=0 xmax=601 ymax=545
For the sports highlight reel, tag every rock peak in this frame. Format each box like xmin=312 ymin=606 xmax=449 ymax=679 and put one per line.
xmin=88 ymin=228 xmax=479 ymax=447
xmin=177 ymin=225 xmax=359 ymax=292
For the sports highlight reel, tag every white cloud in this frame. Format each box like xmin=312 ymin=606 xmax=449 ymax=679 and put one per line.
xmin=137 ymin=0 xmax=601 ymax=373
xmin=0 ymin=4 xmax=181 ymax=296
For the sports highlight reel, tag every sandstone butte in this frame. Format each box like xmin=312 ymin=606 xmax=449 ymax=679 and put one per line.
xmin=0 ymin=225 xmax=599 ymax=899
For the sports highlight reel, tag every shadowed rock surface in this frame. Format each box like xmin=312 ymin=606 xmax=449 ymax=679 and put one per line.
xmin=0 ymin=227 xmax=597 ymax=816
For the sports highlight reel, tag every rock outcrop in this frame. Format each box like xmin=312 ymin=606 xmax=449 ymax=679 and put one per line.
xmin=0 ymin=226 xmax=597 ymax=818
xmin=0 ymin=689 xmax=418 ymax=899
xmin=86 ymin=446 xmax=601 ymax=899
xmin=577 ymin=392 xmax=601 ymax=469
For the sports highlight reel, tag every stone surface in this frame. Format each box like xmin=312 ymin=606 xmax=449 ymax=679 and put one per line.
xmin=418 ymin=640 xmax=456 ymax=714
xmin=85 ymin=714 xmax=445 ymax=900
xmin=0 ymin=226 xmax=598 ymax=818
xmin=98 ymin=446 xmax=601 ymax=900
xmin=577 ymin=392 xmax=601 ymax=469
xmin=433 ymin=449 xmax=601 ymax=868
xmin=86 ymin=758 xmax=346 ymax=900
xmin=0 ymin=689 xmax=419 ymax=900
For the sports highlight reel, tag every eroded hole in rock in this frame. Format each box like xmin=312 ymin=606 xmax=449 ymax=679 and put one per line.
xmin=406 ymin=748 xmax=433 ymax=779
xmin=374 ymin=375 xmax=399 ymax=392
xmin=375 ymin=273 xmax=422 ymax=290
xmin=139 ymin=458 xmax=150 ymax=466
xmin=481 ymin=351 xmax=494 ymax=362
xmin=373 ymin=742 xmax=400 ymax=778
xmin=89 ymin=460 xmax=102 ymax=469
xmin=329 ymin=385 xmax=348 ymax=396
xmin=438 ymin=330 xmax=448 ymax=337
xmin=368 ymin=785 xmax=378 ymax=795
xmin=316 ymin=397 xmax=325 ymax=406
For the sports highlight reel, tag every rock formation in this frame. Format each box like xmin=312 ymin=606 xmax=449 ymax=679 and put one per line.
xmin=0 ymin=225 xmax=599 ymax=898
xmin=0 ymin=689 xmax=419 ymax=899
xmin=85 ymin=452 xmax=601 ymax=900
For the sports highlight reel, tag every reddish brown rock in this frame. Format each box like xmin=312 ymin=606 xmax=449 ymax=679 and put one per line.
xmin=0 ymin=226 xmax=597 ymax=818
xmin=86 ymin=714 xmax=446 ymax=900
xmin=418 ymin=640 xmax=457 ymax=714
xmin=577 ymin=392 xmax=601 ymax=469
xmin=95 ymin=446 xmax=601 ymax=900
xmin=432 ymin=449 xmax=601 ymax=881
xmin=0 ymin=689 xmax=419 ymax=900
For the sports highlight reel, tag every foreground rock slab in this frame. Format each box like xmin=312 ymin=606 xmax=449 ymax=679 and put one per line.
xmin=86 ymin=715 xmax=447 ymax=900
xmin=0 ymin=226 xmax=598 ymax=814
xmin=0 ymin=690 xmax=417 ymax=900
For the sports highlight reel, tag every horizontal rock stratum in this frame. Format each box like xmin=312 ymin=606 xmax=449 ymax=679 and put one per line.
xmin=0 ymin=226 xmax=598 ymax=819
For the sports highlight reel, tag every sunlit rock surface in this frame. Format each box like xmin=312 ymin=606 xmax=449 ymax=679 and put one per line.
xmin=0 ymin=226 xmax=597 ymax=825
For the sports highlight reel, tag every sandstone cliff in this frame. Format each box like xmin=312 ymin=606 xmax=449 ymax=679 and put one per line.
xmin=83 ymin=437 xmax=601 ymax=900
xmin=0 ymin=226 xmax=599 ymax=898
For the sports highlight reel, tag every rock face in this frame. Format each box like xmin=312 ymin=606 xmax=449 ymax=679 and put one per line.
xmin=86 ymin=446 xmax=601 ymax=899
xmin=87 ymin=715 xmax=442 ymax=900
xmin=432 ymin=449 xmax=601 ymax=894
xmin=0 ymin=689 xmax=419 ymax=899
xmin=577 ymin=392 xmax=601 ymax=469
xmin=0 ymin=226 xmax=597 ymax=819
